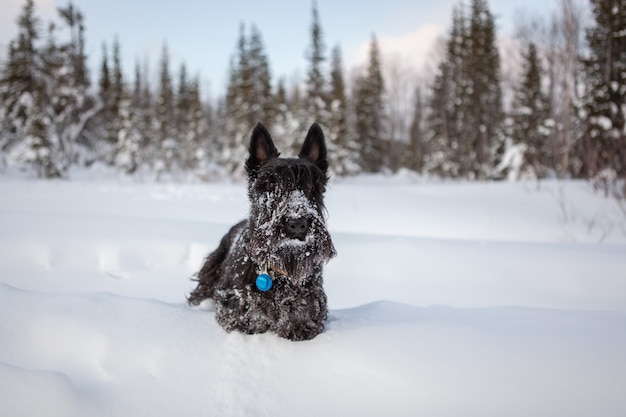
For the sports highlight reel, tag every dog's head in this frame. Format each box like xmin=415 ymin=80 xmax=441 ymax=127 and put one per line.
xmin=244 ymin=122 xmax=336 ymax=281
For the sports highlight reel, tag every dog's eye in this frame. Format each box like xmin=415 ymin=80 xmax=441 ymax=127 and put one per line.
xmin=257 ymin=176 xmax=276 ymax=193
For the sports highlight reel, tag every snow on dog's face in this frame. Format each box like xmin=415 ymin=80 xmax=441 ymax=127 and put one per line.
xmin=245 ymin=123 xmax=336 ymax=282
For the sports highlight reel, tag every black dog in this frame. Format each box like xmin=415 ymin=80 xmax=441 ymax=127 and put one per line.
xmin=188 ymin=122 xmax=336 ymax=341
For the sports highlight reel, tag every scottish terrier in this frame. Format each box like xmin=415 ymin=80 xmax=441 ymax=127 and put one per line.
xmin=188 ymin=122 xmax=336 ymax=341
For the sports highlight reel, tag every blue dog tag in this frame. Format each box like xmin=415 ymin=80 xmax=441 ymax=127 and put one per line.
xmin=256 ymin=273 xmax=273 ymax=292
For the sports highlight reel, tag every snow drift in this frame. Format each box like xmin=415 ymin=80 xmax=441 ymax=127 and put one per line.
xmin=1 ymin=174 xmax=625 ymax=416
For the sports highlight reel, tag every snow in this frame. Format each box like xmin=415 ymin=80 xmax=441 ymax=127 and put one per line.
xmin=1 ymin=174 xmax=626 ymax=416
xmin=594 ymin=115 xmax=613 ymax=131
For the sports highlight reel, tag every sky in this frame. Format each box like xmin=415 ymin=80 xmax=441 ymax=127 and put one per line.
xmin=0 ymin=0 xmax=562 ymax=99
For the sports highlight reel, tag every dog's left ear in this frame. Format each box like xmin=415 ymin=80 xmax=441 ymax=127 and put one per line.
xmin=299 ymin=123 xmax=328 ymax=174
xmin=246 ymin=122 xmax=279 ymax=174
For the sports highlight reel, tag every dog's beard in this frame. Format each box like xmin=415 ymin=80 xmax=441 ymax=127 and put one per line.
xmin=270 ymin=219 xmax=336 ymax=281
xmin=247 ymin=190 xmax=336 ymax=284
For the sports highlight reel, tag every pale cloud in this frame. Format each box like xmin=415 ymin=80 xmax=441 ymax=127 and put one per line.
xmin=348 ymin=23 xmax=443 ymax=75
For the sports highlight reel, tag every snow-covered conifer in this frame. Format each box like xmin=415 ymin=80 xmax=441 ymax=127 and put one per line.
xmin=509 ymin=42 xmax=553 ymax=178
xmin=580 ymin=0 xmax=626 ymax=186
xmin=354 ymin=34 xmax=385 ymax=173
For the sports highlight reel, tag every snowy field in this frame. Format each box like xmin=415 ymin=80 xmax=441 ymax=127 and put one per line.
xmin=1 ymin=173 xmax=626 ymax=417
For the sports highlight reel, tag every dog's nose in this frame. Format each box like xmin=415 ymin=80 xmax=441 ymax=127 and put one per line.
xmin=285 ymin=218 xmax=309 ymax=240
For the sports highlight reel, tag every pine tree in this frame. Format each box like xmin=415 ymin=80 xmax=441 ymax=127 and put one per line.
xmin=248 ymin=25 xmax=274 ymax=128
xmin=90 ymin=42 xmax=116 ymax=162
xmin=100 ymin=42 xmax=116 ymax=149
xmin=408 ymin=87 xmax=427 ymax=173
xmin=328 ymin=44 xmax=358 ymax=176
xmin=581 ymin=0 xmax=626 ymax=186
xmin=426 ymin=59 xmax=453 ymax=176
xmin=272 ymin=76 xmax=306 ymax=157
xmin=111 ymin=37 xmax=124 ymax=120
xmin=132 ymin=60 xmax=142 ymax=110
xmin=185 ymin=76 xmax=210 ymax=174
xmin=1 ymin=0 xmax=40 ymax=110
xmin=0 ymin=0 xmax=46 ymax=170
xmin=21 ymin=21 xmax=58 ymax=178
xmin=102 ymin=40 xmax=141 ymax=174
xmin=0 ymin=0 xmax=92 ymax=177
xmin=57 ymin=3 xmax=88 ymax=88
xmin=426 ymin=4 xmax=467 ymax=177
xmin=115 ymin=59 xmax=154 ymax=172
xmin=133 ymin=59 xmax=154 ymax=166
xmin=114 ymin=85 xmax=142 ymax=174
xmin=510 ymin=42 xmax=552 ymax=177
xmin=465 ymin=0 xmax=503 ymax=178
xmin=155 ymin=42 xmax=176 ymax=173
xmin=34 ymin=21 xmax=62 ymax=176
xmin=221 ymin=26 xmax=250 ymax=174
xmin=426 ymin=0 xmax=503 ymax=179
xmin=221 ymin=24 xmax=274 ymax=175
xmin=22 ymin=92 xmax=59 ymax=178
xmin=47 ymin=3 xmax=96 ymax=172
xmin=99 ymin=43 xmax=111 ymax=107
xmin=95 ymin=37 xmax=126 ymax=165
xmin=354 ymin=34 xmax=385 ymax=173
xmin=276 ymin=78 xmax=287 ymax=109
xmin=175 ymin=62 xmax=190 ymax=142
xmin=175 ymin=64 xmax=209 ymax=172
xmin=305 ymin=0 xmax=329 ymax=127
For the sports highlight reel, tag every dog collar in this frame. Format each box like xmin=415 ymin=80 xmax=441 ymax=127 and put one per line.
xmin=255 ymin=263 xmax=286 ymax=292
xmin=255 ymin=273 xmax=273 ymax=291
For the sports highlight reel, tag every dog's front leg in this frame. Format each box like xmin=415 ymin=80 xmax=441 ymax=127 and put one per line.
xmin=214 ymin=287 xmax=271 ymax=335
xmin=272 ymin=286 xmax=328 ymax=341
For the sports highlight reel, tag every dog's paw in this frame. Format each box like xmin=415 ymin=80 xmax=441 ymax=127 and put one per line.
xmin=274 ymin=320 xmax=324 ymax=341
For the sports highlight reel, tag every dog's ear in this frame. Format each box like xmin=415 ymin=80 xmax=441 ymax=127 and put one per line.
xmin=299 ymin=123 xmax=328 ymax=174
xmin=246 ymin=122 xmax=279 ymax=174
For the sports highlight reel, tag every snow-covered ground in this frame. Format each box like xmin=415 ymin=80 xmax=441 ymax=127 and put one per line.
xmin=1 ymin=173 xmax=625 ymax=417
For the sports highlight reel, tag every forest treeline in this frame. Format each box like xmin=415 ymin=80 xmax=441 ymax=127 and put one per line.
xmin=0 ymin=0 xmax=624 ymax=190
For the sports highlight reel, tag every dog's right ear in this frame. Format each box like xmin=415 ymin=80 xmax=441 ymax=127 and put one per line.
xmin=245 ymin=122 xmax=279 ymax=174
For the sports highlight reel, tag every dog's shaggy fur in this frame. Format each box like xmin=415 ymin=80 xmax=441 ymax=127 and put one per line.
xmin=188 ymin=122 xmax=336 ymax=341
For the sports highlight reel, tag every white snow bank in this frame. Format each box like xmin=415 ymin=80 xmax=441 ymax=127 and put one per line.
xmin=1 ymin=175 xmax=625 ymax=416
xmin=1 ymin=284 xmax=625 ymax=417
